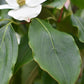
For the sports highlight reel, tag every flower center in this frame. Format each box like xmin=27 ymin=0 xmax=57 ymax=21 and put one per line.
xmin=17 ymin=0 xmax=25 ymax=6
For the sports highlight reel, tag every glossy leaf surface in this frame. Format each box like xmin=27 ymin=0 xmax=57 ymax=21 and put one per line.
xmin=29 ymin=19 xmax=81 ymax=84
xmin=0 ymin=24 xmax=18 ymax=84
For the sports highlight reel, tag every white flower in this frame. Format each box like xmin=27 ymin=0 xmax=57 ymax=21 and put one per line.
xmin=0 ymin=0 xmax=46 ymax=22
xmin=64 ymin=0 xmax=70 ymax=9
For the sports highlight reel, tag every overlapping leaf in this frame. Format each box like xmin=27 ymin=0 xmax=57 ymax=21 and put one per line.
xmin=71 ymin=15 xmax=84 ymax=42
xmin=14 ymin=35 xmax=33 ymax=73
xmin=0 ymin=24 xmax=18 ymax=84
xmin=29 ymin=18 xmax=81 ymax=84
xmin=22 ymin=61 xmax=38 ymax=84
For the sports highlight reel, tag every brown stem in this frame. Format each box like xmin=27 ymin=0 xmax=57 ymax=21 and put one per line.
xmin=58 ymin=7 xmax=64 ymax=23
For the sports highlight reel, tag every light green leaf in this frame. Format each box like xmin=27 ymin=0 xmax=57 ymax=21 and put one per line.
xmin=29 ymin=18 xmax=81 ymax=84
xmin=0 ymin=10 xmax=10 ymax=26
xmin=71 ymin=15 xmax=84 ymax=42
xmin=47 ymin=0 xmax=67 ymax=9
xmin=0 ymin=24 xmax=18 ymax=84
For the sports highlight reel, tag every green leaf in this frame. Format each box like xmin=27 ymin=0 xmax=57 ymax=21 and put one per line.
xmin=47 ymin=0 xmax=67 ymax=9
xmin=81 ymin=71 xmax=84 ymax=84
xmin=29 ymin=18 xmax=81 ymax=84
xmin=42 ymin=72 xmax=58 ymax=84
xmin=0 ymin=10 xmax=10 ymax=27
xmin=9 ymin=69 xmax=22 ymax=84
xmin=34 ymin=71 xmax=58 ymax=84
xmin=22 ymin=61 xmax=38 ymax=84
xmin=0 ymin=24 xmax=18 ymax=84
xmin=57 ymin=16 xmax=78 ymax=36
xmin=71 ymin=0 xmax=84 ymax=9
xmin=14 ymin=35 xmax=33 ymax=73
xmin=71 ymin=15 xmax=84 ymax=42
xmin=38 ymin=7 xmax=54 ymax=19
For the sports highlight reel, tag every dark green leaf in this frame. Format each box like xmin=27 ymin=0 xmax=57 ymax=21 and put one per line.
xmin=42 ymin=72 xmax=58 ymax=84
xmin=57 ymin=16 xmax=78 ymax=36
xmin=22 ymin=61 xmax=38 ymax=84
xmin=9 ymin=69 xmax=22 ymax=84
xmin=14 ymin=35 xmax=33 ymax=73
xmin=34 ymin=71 xmax=58 ymax=84
xmin=71 ymin=0 xmax=84 ymax=9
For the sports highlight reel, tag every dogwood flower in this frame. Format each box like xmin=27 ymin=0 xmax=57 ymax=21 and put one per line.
xmin=0 ymin=0 xmax=46 ymax=22
xmin=64 ymin=0 xmax=70 ymax=9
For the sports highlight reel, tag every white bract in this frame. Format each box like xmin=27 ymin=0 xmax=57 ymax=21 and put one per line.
xmin=0 ymin=0 xmax=46 ymax=22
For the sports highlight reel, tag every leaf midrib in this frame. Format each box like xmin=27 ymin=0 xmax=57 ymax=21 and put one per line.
xmin=36 ymin=18 xmax=67 ymax=83
xmin=0 ymin=22 xmax=12 ymax=49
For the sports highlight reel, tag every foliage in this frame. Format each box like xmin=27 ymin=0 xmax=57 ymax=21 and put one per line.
xmin=0 ymin=0 xmax=84 ymax=84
